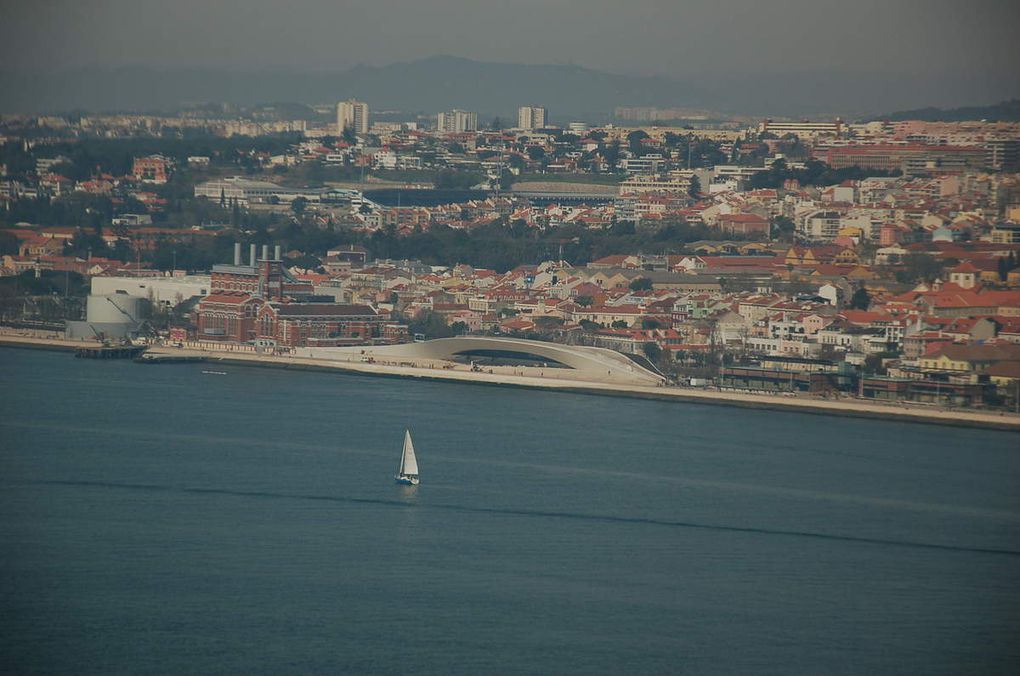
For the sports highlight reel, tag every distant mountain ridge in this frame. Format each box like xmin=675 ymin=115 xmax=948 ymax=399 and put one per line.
xmin=873 ymin=99 xmax=1020 ymax=122
xmin=0 ymin=56 xmax=699 ymax=121
xmin=1 ymin=56 xmax=1017 ymax=121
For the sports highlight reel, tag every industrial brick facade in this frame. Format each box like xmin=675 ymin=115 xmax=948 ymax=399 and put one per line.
xmin=196 ymin=244 xmax=407 ymax=348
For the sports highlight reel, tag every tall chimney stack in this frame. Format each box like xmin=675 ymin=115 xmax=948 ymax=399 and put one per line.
xmin=249 ymin=244 xmax=257 ymax=267
xmin=274 ymin=245 xmax=281 ymax=261
xmin=262 ymin=244 xmax=269 ymax=261
xmin=233 ymin=242 xmax=241 ymax=266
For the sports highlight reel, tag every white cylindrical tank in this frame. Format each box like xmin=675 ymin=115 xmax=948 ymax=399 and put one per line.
xmin=86 ymin=293 xmax=144 ymax=324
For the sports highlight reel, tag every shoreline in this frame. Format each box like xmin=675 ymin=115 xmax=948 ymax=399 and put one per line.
xmin=3 ymin=334 xmax=1018 ymax=432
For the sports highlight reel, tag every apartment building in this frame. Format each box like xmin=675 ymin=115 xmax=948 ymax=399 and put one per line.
xmin=758 ymin=119 xmax=844 ymax=139
xmin=517 ymin=106 xmax=548 ymax=130
xmin=337 ymin=100 xmax=370 ymax=135
xmin=437 ymin=110 xmax=478 ymax=134
xmin=986 ymin=138 xmax=1020 ymax=171
xmin=824 ymin=144 xmax=986 ymax=175
xmin=619 ymin=172 xmax=693 ymax=195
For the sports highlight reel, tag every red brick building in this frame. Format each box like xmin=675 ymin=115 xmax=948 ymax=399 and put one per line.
xmin=256 ymin=303 xmax=391 ymax=347
xmin=823 ymin=144 xmax=985 ymax=175
xmin=196 ymin=293 xmax=263 ymax=342
xmin=132 ymin=155 xmax=172 ymax=184
xmin=196 ymin=244 xmax=407 ymax=347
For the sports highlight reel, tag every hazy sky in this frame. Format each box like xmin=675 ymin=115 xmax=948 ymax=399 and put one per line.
xmin=3 ymin=0 xmax=1018 ymax=80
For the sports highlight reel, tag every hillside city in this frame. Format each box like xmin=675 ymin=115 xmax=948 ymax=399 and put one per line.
xmin=2 ymin=101 xmax=1020 ymax=410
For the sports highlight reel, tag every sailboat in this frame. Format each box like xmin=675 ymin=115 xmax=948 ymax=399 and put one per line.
xmin=395 ymin=429 xmax=420 ymax=485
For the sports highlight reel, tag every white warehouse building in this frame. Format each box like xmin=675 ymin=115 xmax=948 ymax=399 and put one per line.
xmin=90 ymin=275 xmax=211 ymax=308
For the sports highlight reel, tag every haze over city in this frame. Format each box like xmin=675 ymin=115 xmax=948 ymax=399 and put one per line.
xmin=2 ymin=0 xmax=1019 ymax=116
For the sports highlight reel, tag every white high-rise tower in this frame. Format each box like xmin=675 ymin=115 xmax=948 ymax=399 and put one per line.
xmin=517 ymin=106 xmax=548 ymax=130
xmin=337 ymin=100 xmax=370 ymax=135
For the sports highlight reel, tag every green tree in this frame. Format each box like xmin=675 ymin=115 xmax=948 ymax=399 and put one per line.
xmin=0 ymin=231 xmax=20 ymax=255
xmin=526 ymin=146 xmax=546 ymax=161
xmin=111 ymin=239 xmax=134 ymax=262
xmin=601 ymin=141 xmax=621 ymax=170
xmin=534 ymin=316 xmax=564 ymax=331
xmin=610 ymin=220 xmax=636 ymax=236
xmin=771 ymin=216 xmax=796 ymax=241
xmin=896 ymin=253 xmax=949 ymax=284
xmin=627 ymin=130 xmax=650 ymax=156
xmin=409 ymin=310 xmax=455 ymax=339
xmin=575 ymin=295 xmax=594 ymax=307
xmin=688 ymin=175 xmax=701 ymax=199
xmin=629 ymin=277 xmax=653 ymax=291
xmin=850 ymin=287 xmax=871 ymax=310
xmin=433 ymin=168 xmax=482 ymax=189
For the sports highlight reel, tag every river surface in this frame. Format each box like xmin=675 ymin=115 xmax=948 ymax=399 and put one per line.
xmin=1 ymin=347 xmax=1019 ymax=674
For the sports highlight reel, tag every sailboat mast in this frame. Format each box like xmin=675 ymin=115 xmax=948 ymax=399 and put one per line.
xmin=399 ymin=431 xmax=406 ymax=474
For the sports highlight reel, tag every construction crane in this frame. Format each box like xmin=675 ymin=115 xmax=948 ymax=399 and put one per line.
xmin=88 ymin=324 xmax=111 ymax=347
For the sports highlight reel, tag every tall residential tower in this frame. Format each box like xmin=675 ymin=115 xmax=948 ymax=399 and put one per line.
xmin=337 ymin=100 xmax=370 ymax=135
xmin=517 ymin=106 xmax=547 ymax=130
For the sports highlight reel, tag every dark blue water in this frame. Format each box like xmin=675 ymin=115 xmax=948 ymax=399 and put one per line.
xmin=2 ymin=348 xmax=1019 ymax=674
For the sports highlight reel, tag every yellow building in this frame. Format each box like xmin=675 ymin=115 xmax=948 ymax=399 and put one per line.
xmin=919 ymin=344 xmax=1020 ymax=372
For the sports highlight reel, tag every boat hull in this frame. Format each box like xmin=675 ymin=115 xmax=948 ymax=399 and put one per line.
xmin=394 ymin=475 xmax=420 ymax=486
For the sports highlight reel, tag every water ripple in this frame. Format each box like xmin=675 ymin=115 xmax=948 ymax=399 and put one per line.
xmin=20 ymin=479 xmax=1020 ymax=558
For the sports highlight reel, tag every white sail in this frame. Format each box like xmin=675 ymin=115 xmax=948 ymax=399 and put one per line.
xmin=399 ymin=430 xmax=419 ymax=477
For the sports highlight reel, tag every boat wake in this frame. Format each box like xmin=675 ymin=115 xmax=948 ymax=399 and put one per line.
xmin=22 ymin=479 xmax=1020 ymax=558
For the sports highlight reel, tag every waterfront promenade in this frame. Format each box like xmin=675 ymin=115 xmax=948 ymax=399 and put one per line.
xmin=3 ymin=330 xmax=1018 ymax=431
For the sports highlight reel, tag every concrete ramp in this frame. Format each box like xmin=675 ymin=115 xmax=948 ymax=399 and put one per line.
xmin=301 ymin=336 xmax=662 ymax=386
